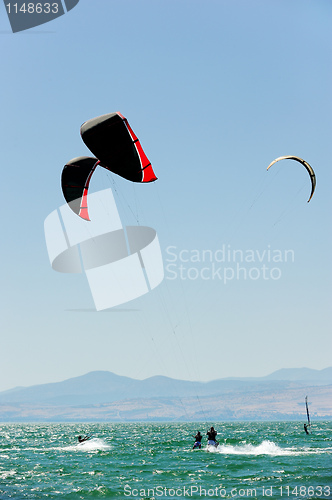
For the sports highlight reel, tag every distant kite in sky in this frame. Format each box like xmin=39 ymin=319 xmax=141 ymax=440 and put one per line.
xmin=267 ymin=155 xmax=316 ymax=202
xmin=61 ymin=112 xmax=157 ymax=220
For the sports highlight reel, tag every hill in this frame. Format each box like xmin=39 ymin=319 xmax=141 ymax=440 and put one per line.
xmin=0 ymin=368 xmax=331 ymax=422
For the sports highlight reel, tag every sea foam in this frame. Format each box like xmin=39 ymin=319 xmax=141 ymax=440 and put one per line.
xmin=61 ymin=438 xmax=111 ymax=452
xmin=207 ymin=440 xmax=313 ymax=456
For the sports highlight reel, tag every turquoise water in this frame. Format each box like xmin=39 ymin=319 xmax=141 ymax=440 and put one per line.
xmin=0 ymin=422 xmax=331 ymax=499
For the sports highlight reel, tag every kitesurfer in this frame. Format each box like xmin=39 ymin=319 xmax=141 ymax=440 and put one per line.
xmin=78 ymin=435 xmax=90 ymax=443
xmin=207 ymin=426 xmax=218 ymax=446
xmin=304 ymin=424 xmax=309 ymax=435
xmin=193 ymin=431 xmax=202 ymax=449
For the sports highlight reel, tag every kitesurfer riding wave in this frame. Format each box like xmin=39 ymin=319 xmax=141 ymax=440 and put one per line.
xmin=78 ymin=435 xmax=91 ymax=443
xmin=207 ymin=426 xmax=218 ymax=446
xmin=193 ymin=431 xmax=202 ymax=449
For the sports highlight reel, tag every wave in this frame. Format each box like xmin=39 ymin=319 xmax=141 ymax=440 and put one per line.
xmin=206 ymin=440 xmax=332 ymax=456
xmin=60 ymin=438 xmax=111 ymax=452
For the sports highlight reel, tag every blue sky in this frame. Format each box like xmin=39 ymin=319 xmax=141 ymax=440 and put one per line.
xmin=1 ymin=0 xmax=331 ymax=392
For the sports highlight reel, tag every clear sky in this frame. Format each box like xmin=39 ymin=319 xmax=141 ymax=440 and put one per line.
xmin=1 ymin=0 xmax=331 ymax=392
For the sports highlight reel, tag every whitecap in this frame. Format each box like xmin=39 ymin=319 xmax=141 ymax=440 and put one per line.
xmin=206 ymin=440 xmax=330 ymax=456
xmin=60 ymin=438 xmax=111 ymax=452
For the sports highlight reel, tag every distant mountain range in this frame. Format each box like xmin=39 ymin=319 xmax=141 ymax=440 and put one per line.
xmin=0 ymin=367 xmax=331 ymax=422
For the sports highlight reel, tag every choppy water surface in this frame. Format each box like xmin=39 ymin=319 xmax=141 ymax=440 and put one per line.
xmin=0 ymin=422 xmax=331 ymax=499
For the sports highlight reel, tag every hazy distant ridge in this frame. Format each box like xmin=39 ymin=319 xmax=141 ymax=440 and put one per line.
xmin=262 ymin=367 xmax=332 ymax=381
xmin=0 ymin=367 xmax=331 ymax=407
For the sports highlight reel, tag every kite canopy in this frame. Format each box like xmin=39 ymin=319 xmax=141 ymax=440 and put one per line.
xmin=61 ymin=112 xmax=157 ymax=220
xmin=80 ymin=112 xmax=157 ymax=183
xmin=61 ymin=156 xmax=100 ymax=221
xmin=267 ymin=155 xmax=316 ymax=202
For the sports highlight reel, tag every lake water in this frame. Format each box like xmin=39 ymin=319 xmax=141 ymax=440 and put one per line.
xmin=0 ymin=422 xmax=331 ymax=499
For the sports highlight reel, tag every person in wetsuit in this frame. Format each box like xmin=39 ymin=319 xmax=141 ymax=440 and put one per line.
xmin=193 ymin=431 xmax=202 ymax=449
xmin=78 ymin=435 xmax=90 ymax=443
xmin=304 ymin=424 xmax=309 ymax=435
xmin=207 ymin=426 xmax=218 ymax=446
